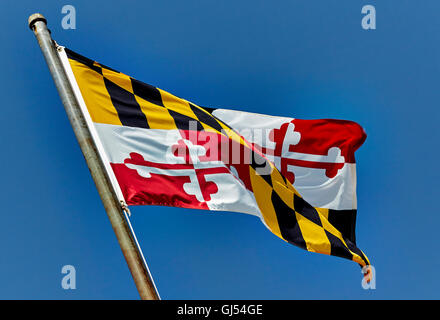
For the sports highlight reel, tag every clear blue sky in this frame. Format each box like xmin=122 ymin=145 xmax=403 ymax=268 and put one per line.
xmin=1 ymin=0 xmax=438 ymax=299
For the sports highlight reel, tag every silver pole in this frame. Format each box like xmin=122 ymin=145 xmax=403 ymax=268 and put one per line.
xmin=28 ymin=13 xmax=160 ymax=300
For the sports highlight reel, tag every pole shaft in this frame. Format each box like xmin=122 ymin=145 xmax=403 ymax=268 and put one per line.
xmin=28 ymin=13 xmax=159 ymax=300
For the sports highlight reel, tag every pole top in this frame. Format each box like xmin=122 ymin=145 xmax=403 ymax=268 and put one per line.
xmin=28 ymin=13 xmax=47 ymax=30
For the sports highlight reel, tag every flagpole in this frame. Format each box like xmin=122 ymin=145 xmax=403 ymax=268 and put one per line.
xmin=28 ymin=13 xmax=160 ymax=300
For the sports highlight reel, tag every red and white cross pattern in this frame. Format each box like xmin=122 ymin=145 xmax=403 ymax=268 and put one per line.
xmin=95 ymin=109 xmax=365 ymax=214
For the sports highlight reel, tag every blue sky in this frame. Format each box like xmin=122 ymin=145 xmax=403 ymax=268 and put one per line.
xmin=1 ymin=0 xmax=439 ymax=299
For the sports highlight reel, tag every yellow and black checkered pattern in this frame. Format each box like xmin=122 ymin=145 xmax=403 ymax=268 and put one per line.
xmin=65 ymin=48 xmax=370 ymax=268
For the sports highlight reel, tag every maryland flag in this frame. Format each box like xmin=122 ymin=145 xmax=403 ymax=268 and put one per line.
xmin=58 ymin=47 xmax=370 ymax=271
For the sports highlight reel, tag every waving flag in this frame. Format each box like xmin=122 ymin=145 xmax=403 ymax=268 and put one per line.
xmin=58 ymin=47 xmax=370 ymax=269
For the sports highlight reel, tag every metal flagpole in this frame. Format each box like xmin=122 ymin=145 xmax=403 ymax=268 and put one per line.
xmin=28 ymin=13 xmax=160 ymax=300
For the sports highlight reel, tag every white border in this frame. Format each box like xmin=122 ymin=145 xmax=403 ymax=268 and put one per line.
xmin=57 ymin=46 xmax=127 ymax=203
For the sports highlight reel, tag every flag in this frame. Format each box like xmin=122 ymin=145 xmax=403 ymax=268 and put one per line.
xmin=58 ymin=47 xmax=370 ymax=269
